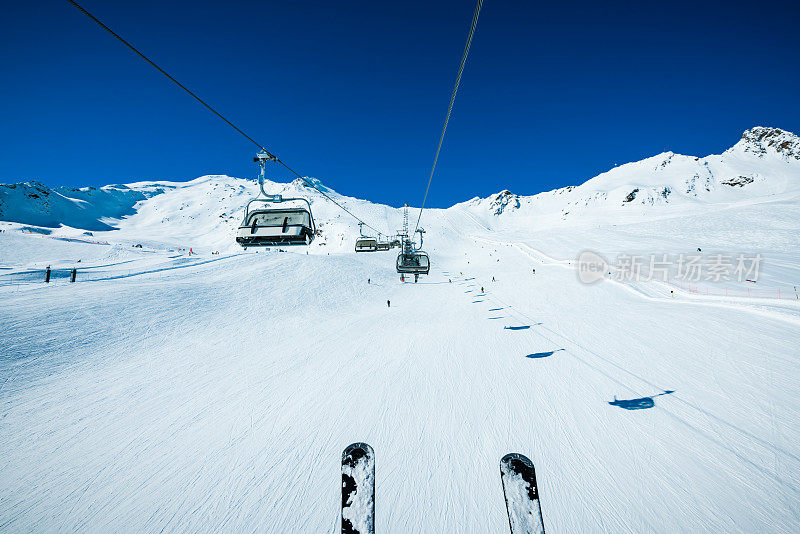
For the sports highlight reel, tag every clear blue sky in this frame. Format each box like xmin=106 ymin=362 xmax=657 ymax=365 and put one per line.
xmin=1 ymin=0 xmax=798 ymax=207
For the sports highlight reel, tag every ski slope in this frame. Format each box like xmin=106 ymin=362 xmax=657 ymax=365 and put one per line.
xmin=2 ymin=127 xmax=800 ymax=532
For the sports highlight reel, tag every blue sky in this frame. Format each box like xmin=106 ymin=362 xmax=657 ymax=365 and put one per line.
xmin=1 ymin=0 xmax=798 ymax=207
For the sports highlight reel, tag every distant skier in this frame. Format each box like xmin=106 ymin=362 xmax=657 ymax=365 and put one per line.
xmin=532 ymin=268 xmax=536 ymax=275
xmin=492 ymin=276 xmax=495 ymax=282
xmin=387 ymin=300 xmax=390 ymax=307
xmin=368 ymin=278 xmax=371 ymax=284
xmin=481 ymin=287 xmax=484 ymax=293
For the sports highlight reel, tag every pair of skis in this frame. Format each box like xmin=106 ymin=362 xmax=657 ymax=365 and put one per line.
xmin=341 ymin=443 xmax=544 ymax=533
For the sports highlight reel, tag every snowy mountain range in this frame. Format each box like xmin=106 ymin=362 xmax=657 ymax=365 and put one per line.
xmin=1 ymin=126 xmax=798 ymax=251
xmin=465 ymin=126 xmax=800 ymax=218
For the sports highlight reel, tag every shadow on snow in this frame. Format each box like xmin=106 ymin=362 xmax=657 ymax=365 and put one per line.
xmin=609 ymin=390 xmax=675 ymax=410
xmin=526 ymin=349 xmax=565 ymax=359
xmin=504 ymin=324 xmax=541 ymax=330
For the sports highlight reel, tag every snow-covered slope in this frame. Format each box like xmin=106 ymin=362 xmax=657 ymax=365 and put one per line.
xmin=0 ymin=181 xmax=170 ymax=231
xmin=1 ymin=127 xmax=800 ymax=533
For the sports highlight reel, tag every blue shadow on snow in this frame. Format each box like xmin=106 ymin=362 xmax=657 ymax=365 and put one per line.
xmin=526 ymin=349 xmax=565 ymax=359
xmin=503 ymin=324 xmax=541 ymax=330
xmin=609 ymin=390 xmax=675 ymax=410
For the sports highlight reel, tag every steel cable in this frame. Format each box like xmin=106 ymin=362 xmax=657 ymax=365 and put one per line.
xmin=65 ymin=0 xmax=386 ymax=236
xmin=414 ymin=0 xmax=483 ymax=233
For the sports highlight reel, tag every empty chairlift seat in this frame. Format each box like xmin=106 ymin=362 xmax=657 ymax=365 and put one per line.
xmin=396 ymin=251 xmax=430 ymax=274
xmin=355 ymin=237 xmax=378 ymax=252
xmin=236 ymin=202 xmax=315 ymax=247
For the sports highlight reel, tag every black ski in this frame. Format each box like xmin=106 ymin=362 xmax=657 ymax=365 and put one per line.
xmin=500 ymin=453 xmax=545 ymax=534
xmin=341 ymin=442 xmax=375 ymax=534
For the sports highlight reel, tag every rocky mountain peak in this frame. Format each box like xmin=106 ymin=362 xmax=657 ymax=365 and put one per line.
xmin=735 ymin=127 xmax=800 ymax=160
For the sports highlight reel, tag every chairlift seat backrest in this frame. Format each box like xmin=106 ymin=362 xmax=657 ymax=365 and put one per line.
xmin=355 ymin=237 xmax=379 ymax=252
xmin=245 ymin=209 xmax=311 ymax=228
xmin=237 ymin=204 xmax=314 ymax=247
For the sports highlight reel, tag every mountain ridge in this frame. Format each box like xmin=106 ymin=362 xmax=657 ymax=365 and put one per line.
xmin=1 ymin=127 xmax=797 ymax=245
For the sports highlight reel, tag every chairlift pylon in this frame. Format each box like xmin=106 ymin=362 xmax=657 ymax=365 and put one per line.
xmin=236 ymin=152 xmax=316 ymax=248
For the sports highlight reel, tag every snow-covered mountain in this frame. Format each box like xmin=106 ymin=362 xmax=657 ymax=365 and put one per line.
xmin=463 ymin=126 xmax=800 ymax=226
xmin=2 ymin=127 xmax=797 ymax=250
xmin=0 ymin=181 xmax=170 ymax=231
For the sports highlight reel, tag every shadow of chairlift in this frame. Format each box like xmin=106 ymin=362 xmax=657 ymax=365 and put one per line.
xmin=525 ymin=349 xmax=565 ymax=359
xmin=609 ymin=390 xmax=675 ymax=410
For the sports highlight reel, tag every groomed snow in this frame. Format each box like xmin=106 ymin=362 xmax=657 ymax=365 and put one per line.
xmin=1 ymin=127 xmax=799 ymax=532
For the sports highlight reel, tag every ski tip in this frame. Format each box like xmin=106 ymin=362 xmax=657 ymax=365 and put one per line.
xmin=501 ymin=452 xmax=533 ymax=467
xmin=342 ymin=442 xmax=374 ymax=462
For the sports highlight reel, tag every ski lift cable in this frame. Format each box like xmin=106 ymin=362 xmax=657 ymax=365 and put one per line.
xmin=413 ymin=0 xmax=483 ymax=234
xmin=276 ymin=159 xmax=386 ymax=236
xmin=65 ymin=0 xmax=386 ymax=237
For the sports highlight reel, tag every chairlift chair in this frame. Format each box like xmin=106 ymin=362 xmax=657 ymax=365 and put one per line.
xmin=355 ymin=237 xmax=378 ymax=252
xmin=396 ymin=251 xmax=430 ymax=275
xmin=236 ymin=198 xmax=315 ymax=247
xmin=236 ymin=151 xmax=316 ymax=248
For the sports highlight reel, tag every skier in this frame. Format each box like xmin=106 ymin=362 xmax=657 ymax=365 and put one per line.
xmin=532 ymin=268 xmax=536 ymax=275
xmin=387 ymin=300 xmax=390 ymax=307
xmin=368 ymin=278 xmax=371 ymax=284
xmin=481 ymin=286 xmax=484 ymax=293
xmin=492 ymin=276 xmax=495 ymax=282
